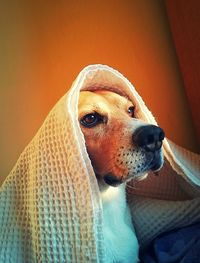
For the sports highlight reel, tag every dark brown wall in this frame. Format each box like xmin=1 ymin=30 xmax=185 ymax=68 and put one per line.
xmin=165 ymin=0 xmax=200 ymax=145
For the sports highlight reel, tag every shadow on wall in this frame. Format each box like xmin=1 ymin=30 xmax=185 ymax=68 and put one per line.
xmin=165 ymin=0 xmax=200 ymax=146
xmin=0 ymin=0 xmax=199 ymax=185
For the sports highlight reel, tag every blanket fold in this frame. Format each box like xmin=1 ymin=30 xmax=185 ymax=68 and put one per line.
xmin=0 ymin=64 xmax=199 ymax=262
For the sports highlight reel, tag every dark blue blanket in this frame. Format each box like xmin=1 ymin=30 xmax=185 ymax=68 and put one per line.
xmin=140 ymin=223 xmax=200 ymax=263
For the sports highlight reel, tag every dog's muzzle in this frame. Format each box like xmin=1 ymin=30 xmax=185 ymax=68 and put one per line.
xmin=103 ymin=125 xmax=165 ymax=187
xmin=133 ymin=125 xmax=165 ymax=153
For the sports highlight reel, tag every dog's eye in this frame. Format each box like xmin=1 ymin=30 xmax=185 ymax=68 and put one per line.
xmin=80 ymin=113 xmax=103 ymax=128
xmin=128 ymin=106 xmax=135 ymax=117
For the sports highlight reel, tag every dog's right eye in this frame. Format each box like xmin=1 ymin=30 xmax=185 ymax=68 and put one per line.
xmin=128 ymin=106 xmax=135 ymax=118
xmin=80 ymin=113 xmax=103 ymax=128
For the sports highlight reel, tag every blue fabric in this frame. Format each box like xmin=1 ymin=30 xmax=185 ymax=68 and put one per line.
xmin=140 ymin=223 xmax=200 ymax=263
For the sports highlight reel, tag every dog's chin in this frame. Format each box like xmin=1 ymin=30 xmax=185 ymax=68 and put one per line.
xmin=101 ymin=157 xmax=164 ymax=187
xmin=103 ymin=173 xmax=123 ymax=187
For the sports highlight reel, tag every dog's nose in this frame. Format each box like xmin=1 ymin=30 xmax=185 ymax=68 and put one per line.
xmin=133 ymin=125 xmax=165 ymax=152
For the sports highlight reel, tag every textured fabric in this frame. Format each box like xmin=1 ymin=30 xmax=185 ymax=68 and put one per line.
xmin=140 ymin=223 xmax=200 ymax=263
xmin=0 ymin=64 xmax=200 ymax=262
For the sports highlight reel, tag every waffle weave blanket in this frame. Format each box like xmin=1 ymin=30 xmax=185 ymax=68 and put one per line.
xmin=0 ymin=65 xmax=200 ymax=263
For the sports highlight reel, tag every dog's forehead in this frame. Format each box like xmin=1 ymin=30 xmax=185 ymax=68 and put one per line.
xmin=79 ymin=90 xmax=132 ymax=110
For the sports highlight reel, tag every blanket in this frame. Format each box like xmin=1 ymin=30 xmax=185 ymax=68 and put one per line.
xmin=141 ymin=223 xmax=200 ymax=263
xmin=0 ymin=64 xmax=200 ymax=262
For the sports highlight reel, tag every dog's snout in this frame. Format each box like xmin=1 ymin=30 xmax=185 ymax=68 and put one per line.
xmin=133 ymin=125 xmax=165 ymax=152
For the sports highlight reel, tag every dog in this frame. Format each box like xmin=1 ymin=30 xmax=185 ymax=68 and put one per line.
xmin=78 ymin=90 xmax=165 ymax=263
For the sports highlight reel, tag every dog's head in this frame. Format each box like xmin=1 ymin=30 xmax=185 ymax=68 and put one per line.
xmin=78 ymin=90 xmax=165 ymax=187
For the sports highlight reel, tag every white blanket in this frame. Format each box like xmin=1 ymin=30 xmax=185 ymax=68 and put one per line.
xmin=0 ymin=64 xmax=199 ymax=262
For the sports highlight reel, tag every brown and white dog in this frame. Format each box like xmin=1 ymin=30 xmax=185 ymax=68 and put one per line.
xmin=78 ymin=90 xmax=165 ymax=263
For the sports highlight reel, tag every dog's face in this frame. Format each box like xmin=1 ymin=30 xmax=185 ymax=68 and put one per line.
xmin=78 ymin=90 xmax=165 ymax=187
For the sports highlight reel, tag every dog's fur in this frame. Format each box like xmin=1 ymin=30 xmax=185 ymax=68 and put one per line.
xmin=78 ymin=90 xmax=164 ymax=263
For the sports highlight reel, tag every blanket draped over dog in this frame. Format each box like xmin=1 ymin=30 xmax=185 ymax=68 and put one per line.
xmin=0 ymin=64 xmax=200 ymax=263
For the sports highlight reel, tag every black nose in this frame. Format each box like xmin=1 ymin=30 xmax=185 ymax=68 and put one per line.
xmin=133 ymin=125 xmax=165 ymax=152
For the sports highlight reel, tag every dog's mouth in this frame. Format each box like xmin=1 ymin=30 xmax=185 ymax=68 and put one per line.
xmin=150 ymin=158 xmax=163 ymax=171
xmin=103 ymin=173 xmax=123 ymax=187
xmin=102 ymin=151 xmax=164 ymax=187
xmin=148 ymin=150 xmax=163 ymax=172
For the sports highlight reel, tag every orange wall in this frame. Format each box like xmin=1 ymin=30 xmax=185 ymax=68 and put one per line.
xmin=0 ymin=0 xmax=198 ymax=184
